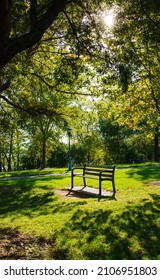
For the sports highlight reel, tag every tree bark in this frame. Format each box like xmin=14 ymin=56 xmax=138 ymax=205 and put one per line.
xmin=41 ymin=135 xmax=46 ymax=169
xmin=154 ymin=131 xmax=159 ymax=162
xmin=0 ymin=0 xmax=12 ymax=48
xmin=0 ymin=154 xmax=2 ymax=172
xmin=8 ymin=128 xmax=14 ymax=171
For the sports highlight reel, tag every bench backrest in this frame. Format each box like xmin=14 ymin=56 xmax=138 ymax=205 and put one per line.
xmin=83 ymin=165 xmax=115 ymax=180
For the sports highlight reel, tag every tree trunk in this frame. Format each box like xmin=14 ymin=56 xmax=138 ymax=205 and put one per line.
xmin=0 ymin=153 xmax=2 ymax=172
xmin=154 ymin=132 xmax=159 ymax=162
xmin=16 ymin=130 xmax=20 ymax=170
xmin=41 ymin=136 xmax=46 ymax=169
xmin=8 ymin=129 xmax=14 ymax=171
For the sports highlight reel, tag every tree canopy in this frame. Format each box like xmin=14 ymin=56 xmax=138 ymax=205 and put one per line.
xmin=0 ymin=0 xmax=160 ymax=170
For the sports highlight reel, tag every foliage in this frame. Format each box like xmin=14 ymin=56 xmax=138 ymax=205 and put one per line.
xmin=0 ymin=0 xmax=160 ymax=170
xmin=47 ymin=143 xmax=68 ymax=168
xmin=98 ymin=117 xmax=154 ymax=163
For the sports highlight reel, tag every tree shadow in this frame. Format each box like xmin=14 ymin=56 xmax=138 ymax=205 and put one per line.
xmin=0 ymin=177 xmax=87 ymax=217
xmin=54 ymin=193 xmax=160 ymax=259
xmin=126 ymin=167 xmax=160 ymax=182
xmin=0 ymin=176 xmax=65 ymax=216
xmin=0 ymin=187 xmax=56 ymax=217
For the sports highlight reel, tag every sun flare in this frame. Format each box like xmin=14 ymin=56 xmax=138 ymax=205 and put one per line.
xmin=103 ymin=10 xmax=114 ymax=28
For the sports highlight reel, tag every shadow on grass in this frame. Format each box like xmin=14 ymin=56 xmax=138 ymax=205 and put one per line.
xmin=0 ymin=191 xmax=160 ymax=259
xmin=0 ymin=176 xmax=86 ymax=217
xmin=54 ymin=193 xmax=160 ymax=260
xmin=0 ymin=176 xmax=61 ymax=216
xmin=1 ymin=170 xmax=160 ymax=260
xmin=126 ymin=167 xmax=160 ymax=182
xmin=0 ymin=189 xmax=56 ymax=216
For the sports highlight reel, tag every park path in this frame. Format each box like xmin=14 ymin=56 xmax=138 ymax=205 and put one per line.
xmin=0 ymin=165 xmax=159 ymax=181
xmin=0 ymin=172 xmax=69 ymax=181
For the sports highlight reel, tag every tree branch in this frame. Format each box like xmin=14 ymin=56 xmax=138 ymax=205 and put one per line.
xmin=0 ymin=81 xmax=10 ymax=92
xmin=0 ymin=0 xmax=12 ymax=48
xmin=139 ymin=0 xmax=160 ymax=30
xmin=30 ymin=0 xmax=38 ymax=30
xmin=0 ymin=93 xmax=64 ymax=116
xmin=0 ymin=0 xmax=73 ymax=69
xmin=32 ymin=72 xmax=92 ymax=96
xmin=0 ymin=93 xmax=26 ymax=111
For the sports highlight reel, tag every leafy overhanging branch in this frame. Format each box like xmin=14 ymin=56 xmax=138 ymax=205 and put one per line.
xmin=0 ymin=0 xmax=73 ymax=69
xmin=0 ymin=92 xmax=65 ymax=117
xmin=32 ymin=73 xmax=92 ymax=96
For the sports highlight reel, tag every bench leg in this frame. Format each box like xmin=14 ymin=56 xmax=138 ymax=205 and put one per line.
xmin=112 ymin=180 xmax=116 ymax=194
xmin=83 ymin=177 xmax=86 ymax=188
xmin=67 ymin=174 xmax=74 ymax=196
xmin=71 ymin=174 xmax=74 ymax=189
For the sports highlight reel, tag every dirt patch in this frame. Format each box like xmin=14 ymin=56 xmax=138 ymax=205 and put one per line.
xmin=55 ymin=187 xmax=114 ymax=199
xmin=55 ymin=189 xmax=70 ymax=196
xmin=55 ymin=189 xmax=80 ymax=199
xmin=148 ymin=181 xmax=160 ymax=186
xmin=0 ymin=228 xmax=54 ymax=260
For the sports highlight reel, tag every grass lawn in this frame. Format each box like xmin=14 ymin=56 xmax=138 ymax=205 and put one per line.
xmin=0 ymin=164 xmax=160 ymax=260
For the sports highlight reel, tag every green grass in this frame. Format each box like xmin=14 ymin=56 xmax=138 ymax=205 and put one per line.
xmin=0 ymin=165 xmax=160 ymax=260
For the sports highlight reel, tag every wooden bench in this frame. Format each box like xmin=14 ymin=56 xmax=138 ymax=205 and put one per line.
xmin=70 ymin=164 xmax=116 ymax=196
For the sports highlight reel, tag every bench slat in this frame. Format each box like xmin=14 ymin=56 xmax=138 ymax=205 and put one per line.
xmin=84 ymin=165 xmax=114 ymax=169
xmin=85 ymin=171 xmax=113 ymax=178
xmin=77 ymin=175 xmax=99 ymax=180
xmin=85 ymin=168 xmax=114 ymax=173
xmin=85 ymin=171 xmax=101 ymax=176
xmin=73 ymin=175 xmax=113 ymax=180
xmin=99 ymin=174 xmax=113 ymax=178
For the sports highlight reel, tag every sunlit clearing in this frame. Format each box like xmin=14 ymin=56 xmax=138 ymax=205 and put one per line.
xmin=103 ymin=10 xmax=114 ymax=28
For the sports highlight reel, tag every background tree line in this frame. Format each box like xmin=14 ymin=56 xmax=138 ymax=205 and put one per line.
xmin=0 ymin=0 xmax=159 ymax=171
xmin=0 ymin=104 xmax=155 ymax=171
